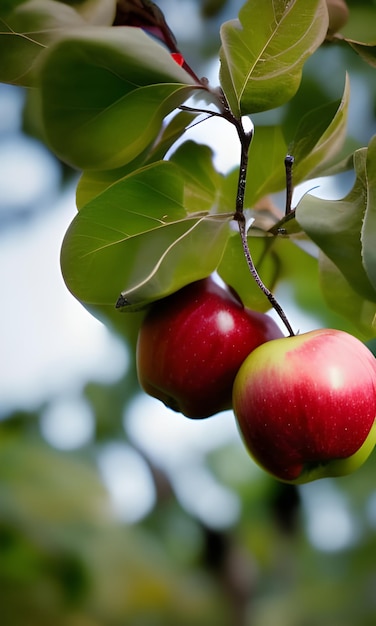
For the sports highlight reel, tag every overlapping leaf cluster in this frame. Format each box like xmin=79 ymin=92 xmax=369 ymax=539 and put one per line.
xmin=1 ymin=0 xmax=376 ymax=335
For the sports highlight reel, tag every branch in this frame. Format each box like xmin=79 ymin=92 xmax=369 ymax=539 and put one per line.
xmin=222 ymin=100 xmax=295 ymax=336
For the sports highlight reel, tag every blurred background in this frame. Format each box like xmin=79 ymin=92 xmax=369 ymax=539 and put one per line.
xmin=1 ymin=1 xmax=376 ymax=624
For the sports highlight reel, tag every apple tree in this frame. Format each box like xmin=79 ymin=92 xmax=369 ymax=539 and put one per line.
xmin=1 ymin=0 xmax=376 ymax=624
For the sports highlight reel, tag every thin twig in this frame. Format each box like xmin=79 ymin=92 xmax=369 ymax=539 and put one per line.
xmin=225 ymin=105 xmax=295 ymax=336
xmin=284 ymin=154 xmax=294 ymax=215
xmin=234 ymin=124 xmax=253 ymax=220
xmin=236 ymin=214 xmax=295 ymax=337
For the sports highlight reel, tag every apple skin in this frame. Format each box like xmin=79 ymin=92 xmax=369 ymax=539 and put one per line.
xmin=136 ymin=277 xmax=284 ymax=419
xmin=232 ymin=329 xmax=376 ymax=484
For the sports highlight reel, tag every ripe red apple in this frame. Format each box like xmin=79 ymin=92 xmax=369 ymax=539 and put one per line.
xmin=233 ymin=329 xmax=376 ymax=483
xmin=136 ymin=277 xmax=283 ymax=418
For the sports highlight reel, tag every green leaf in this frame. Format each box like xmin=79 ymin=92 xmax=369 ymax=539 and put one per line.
xmin=144 ymin=110 xmax=200 ymax=164
xmin=219 ymin=0 xmax=328 ymax=116
xmin=244 ymin=125 xmax=288 ymax=205
xmin=217 ymin=232 xmax=282 ymax=312
xmin=117 ymin=214 xmax=230 ymax=310
xmin=341 ymin=5 xmax=376 ymax=45
xmin=268 ymin=209 xmax=303 ymax=237
xmin=296 ymin=146 xmax=376 ymax=303
xmin=287 ymin=73 xmax=350 ymax=181
xmin=169 ymin=141 xmax=225 ymax=215
xmin=63 ymin=0 xmax=117 ymax=25
xmin=61 ymin=162 xmax=231 ymax=309
xmin=306 ymin=143 xmax=357 ymax=179
xmin=40 ymin=28 xmax=202 ymax=170
xmin=76 ymin=159 xmax=151 ymax=211
xmin=319 ymin=253 xmax=376 ymax=339
xmin=344 ymin=38 xmax=376 ymax=68
xmin=0 ymin=0 xmax=27 ymax=16
xmin=0 ymin=434 xmax=111 ymax=528
xmin=0 ymin=0 xmax=85 ymax=86
xmin=76 ymin=111 xmax=199 ymax=209
xmin=361 ymin=135 xmax=376 ymax=292
xmin=240 ymin=79 xmax=349 ymax=211
xmin=247 ymin=76 xmax=349 ymax=207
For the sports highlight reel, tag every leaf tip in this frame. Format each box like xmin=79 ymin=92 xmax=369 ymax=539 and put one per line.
xmin=115 ymin=294 xmax=129 ymax=309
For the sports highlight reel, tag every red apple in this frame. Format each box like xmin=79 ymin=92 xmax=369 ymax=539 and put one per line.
xmin=136 ymin=277 xmax=283 ymax=418
xmin=233 ymin=329 xmax=376 ymax=483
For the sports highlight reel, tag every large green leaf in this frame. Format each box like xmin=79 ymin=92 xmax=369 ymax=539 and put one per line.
xmin=219 ymin=0 xmax=328 ymax=116
xmin=287 ymin=73 xmax=350 ymax=181
xmin=76 ymin=159 xmax=152 ymax=211
xmin=361 ymin=135 xmax=376 ymax=292
xmin=296 ymin=146 xmax=376 ymax=303
xmin=62 ymin=0 xmax=117 ymax=25
xmin=319 ymin=253 xmax=376 ymax=339
xmin=61 ymin=162 xmax=231 ymax=309
xmin=169 ymin=141 xmax=225 ymax=215
xmin=244 ymin=125 xmax=288 ymax=206
xmin=345 ymin=38 xmax=376 ymax=68
xmin=0 ymin=0 xmax=27 ymax=15
xmin=0 ymin=0 xmax=86 ymax=86
xmin=76 ymin=111 xmax=199 ymax=209
xmin=39 ymin=28 xmax=203 ymax=170
xmin=144 ymin=110 xmax=200 ymax=164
